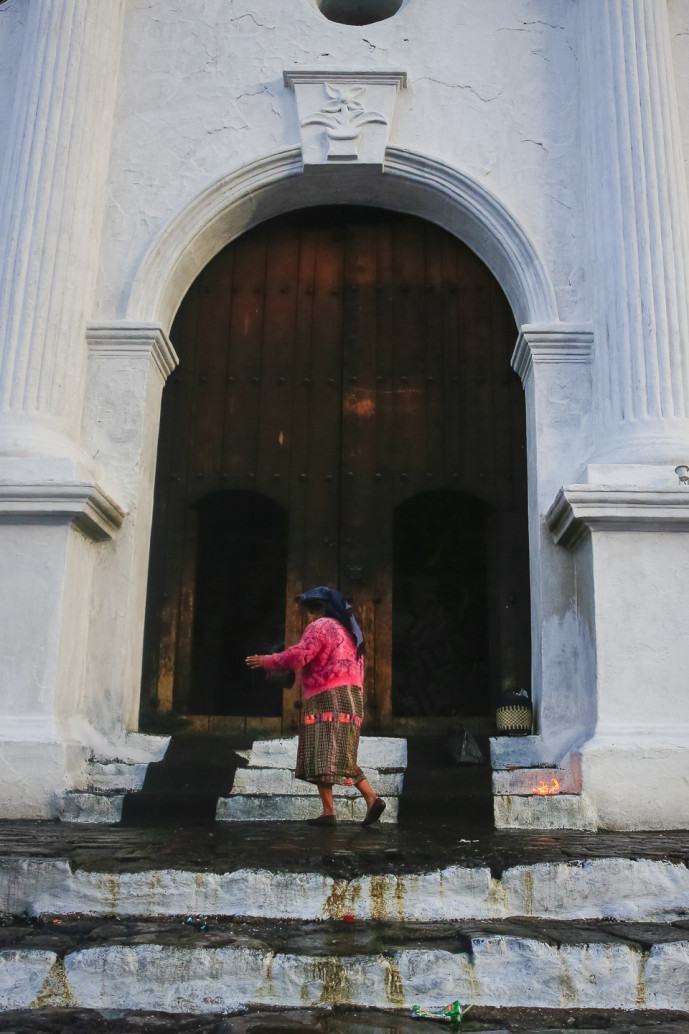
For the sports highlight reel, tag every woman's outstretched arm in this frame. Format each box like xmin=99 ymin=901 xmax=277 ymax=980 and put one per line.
xmin=246 ymin=621 xmax=324 ymax=671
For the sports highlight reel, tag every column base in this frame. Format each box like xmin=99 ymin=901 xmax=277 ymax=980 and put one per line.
xmin=0 ymin=735 xmax=67 ymax=819
xmin=581 ymin=726 xmax=689 ymax=831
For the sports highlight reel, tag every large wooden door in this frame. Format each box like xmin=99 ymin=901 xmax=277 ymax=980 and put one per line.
xmin=140 ymin=207 xmax=530 ymax=734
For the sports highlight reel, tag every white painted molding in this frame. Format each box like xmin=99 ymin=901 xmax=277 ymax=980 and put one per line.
xmin=284 ymin=70 xmax=406 ymax=166
xmin=0 ymin=480 xmax=125 ymax=541
xmin=547 ymin=484 xmax=689 ymax=546
xmin=384 ymin=148 xmax=559 ymax=326
xmin=511 ymin=323 xmax=594 ymax=384
xmin=283 ymin=71 xmax=407 ymax=88
xmin=86 ymin=322 xmax=179 ymax=381
xmin=126 ymin=147 xmax=558 ymax=332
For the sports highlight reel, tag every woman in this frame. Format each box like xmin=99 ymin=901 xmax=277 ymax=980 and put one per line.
xmin=246 ymin=586 xmax=385 ymax=826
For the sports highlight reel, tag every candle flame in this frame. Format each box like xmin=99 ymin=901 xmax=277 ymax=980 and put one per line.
xmin=533 ymin=777 xmax=560 ymax=795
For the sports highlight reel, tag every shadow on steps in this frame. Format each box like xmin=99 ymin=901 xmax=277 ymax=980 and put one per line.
xmin=120 ymin=733 xmax=250 ymax=827
xmin=397 ymin=734 xmax=494 ymax=831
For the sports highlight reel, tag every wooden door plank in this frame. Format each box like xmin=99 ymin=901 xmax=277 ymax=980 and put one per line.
xmin=390 ymin=218 xmax=427 ymax=505
xmin=340 ymin=221 xmax=379 ymax=725
xmin=188 ymin=247 xmax=234 ymax=502
xmin=424 ymin=224 xmax=447 ymax=484
xmin=257 ymin=225 xmax=299 ymax=509
xmin=440 ymin=234 xmax=465 ymax=490
xmin=303 ymin=226 xmax=343 ymax=591
xmin=154 ymin=287 xmax=202 ymax=713
xmin=282 ymin=225 xmax=319 ymax=732
xmin=221 ymin=229 xmax=267 ymax=484
xmin=373 ymin=221 xmax=395 ymax=731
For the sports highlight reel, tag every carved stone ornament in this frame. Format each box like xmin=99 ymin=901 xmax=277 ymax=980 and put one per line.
xmin=283 ymin=70 xmax=406 ymax=167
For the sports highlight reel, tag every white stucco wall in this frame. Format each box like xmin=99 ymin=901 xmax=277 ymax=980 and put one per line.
xmin=94 ymin=0 xmax=585 ymax=327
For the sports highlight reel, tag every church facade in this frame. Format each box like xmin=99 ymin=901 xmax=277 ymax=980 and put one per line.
xmin=1 ymin=0 xmax=689 ymax=830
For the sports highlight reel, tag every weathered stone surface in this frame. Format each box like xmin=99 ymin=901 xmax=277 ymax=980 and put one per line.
xmin=501 ymin=858 xmax=689 ymax=922
xmin=0 ymin=949 xmax=57 ymax=1009
xmin=217 ymin=796 xmax=399 ymax=824
xmin=231 ymin=768 xmax=403 ymax=798
xmin=0 ymin=934 xmax=685 ymax=1012
xmin=494 ymin=794 xmax=597 ymax=831
xmin=59 ymin=792 xmax=124 ymax=824
xmin=3 ymin=852 xmax=689 ymax=925
xmin=472 ymin=936 xmax=641 ymax=1009
xmin=643 ymin=940 xmax=689 ymax=1009
xmin=247 ymin=738 xmax=407 ymax=772
xmin=492 ymin=752 xmax=582 ymax=796
xmin=85 ymin=762 xmax=149 ymax=792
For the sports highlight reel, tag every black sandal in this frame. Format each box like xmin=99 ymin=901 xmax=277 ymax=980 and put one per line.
xmin=307 ymin=814 xmax=336 ymax=826
xmin=362 ymin=797 xmax=386 ymax=826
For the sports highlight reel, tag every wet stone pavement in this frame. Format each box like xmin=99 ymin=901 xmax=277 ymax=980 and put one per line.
xmin=0 ymin=1005 xmax=687 ymax=1033
xmin=0 ymin=821 xmax=687 ymax=879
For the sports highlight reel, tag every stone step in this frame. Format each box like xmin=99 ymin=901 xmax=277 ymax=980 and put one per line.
xmin=2 ymin=853 xmax=688 ymax=923
xmin=59 ymin=790 xmax=125 ymax=824
xmin=84 ymin=761 xmax=149 ymax=792
xmin=230 ymin=766 xmax=403 ymax=797
xmin=217 ymin=794 xmax=399 ymax=823
xmin=246 ymin=736 xmax=407 ymax=771
xmin=1 ymin=916 xmax=688 ymax=1013
xmin=61 ymin=735 xmax=407 ymax=825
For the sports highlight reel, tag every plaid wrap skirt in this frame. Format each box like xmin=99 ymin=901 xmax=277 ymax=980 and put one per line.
xmin=295 ymin=685 xmax=365 ymax=787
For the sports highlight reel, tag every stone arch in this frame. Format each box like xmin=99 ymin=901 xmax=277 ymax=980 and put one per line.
xmin=125 ymin=146 xmax=559 ymax=333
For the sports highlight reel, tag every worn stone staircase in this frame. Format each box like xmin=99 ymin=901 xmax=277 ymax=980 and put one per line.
xmin=3 ymin=735 xmax=688 ymax=1025
xmin=60 ymin=734 xmax=406 ymax=825
xmin=1 ymin=818 xmax=689 ymax=1021
xmin=219 ymin=736 xmax=405 ymax=822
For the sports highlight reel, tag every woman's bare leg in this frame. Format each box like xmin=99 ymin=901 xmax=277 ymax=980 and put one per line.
xmin=317 ymin=782 xmax=335 ymax=816
xmin=354 ymin=777 xmax=378 ymax=808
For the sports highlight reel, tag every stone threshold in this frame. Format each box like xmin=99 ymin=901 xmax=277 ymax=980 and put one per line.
xmin=1 ymin=916 xmax=687 ymax=1012
xmin=0 ymin=822 xmax=686 ymax=878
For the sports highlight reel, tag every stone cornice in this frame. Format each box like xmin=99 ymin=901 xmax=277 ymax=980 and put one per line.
xmin=86 ymin=321 xmax=179 ymax=381
xmin=547 ymin=484 xmax=689 ymax=546
xmin=283 ymin=70 xmax=407 ymax=88
xmin=511 ymin=323 xmax=594 ymax=384
xmin=0 ymin=480 xmax=125 ymax=541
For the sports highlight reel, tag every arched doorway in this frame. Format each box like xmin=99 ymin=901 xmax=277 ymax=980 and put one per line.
xmin=140 ymin=206 xmax=530 ymax=734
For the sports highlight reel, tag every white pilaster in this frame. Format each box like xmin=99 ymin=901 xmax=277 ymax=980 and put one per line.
xmin=580 ymin=0 xmax=689 ymax=462
xmin=0 ymin=0 xmax=127 ymax=817
xmin=0 ymin=0 xmax=126 ymax=452
xmin=81 ymin=322 xmax=178 ymax=736
xmin=492 ymin=324 xmax=595 ymax=776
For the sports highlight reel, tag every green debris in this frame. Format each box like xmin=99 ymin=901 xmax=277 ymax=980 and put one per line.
xmin=412 ymin=1000 xmax=472 ymax=1025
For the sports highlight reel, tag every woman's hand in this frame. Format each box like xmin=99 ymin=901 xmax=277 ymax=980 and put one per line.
xmin=246 ymin=654 xmax=265 ymax=669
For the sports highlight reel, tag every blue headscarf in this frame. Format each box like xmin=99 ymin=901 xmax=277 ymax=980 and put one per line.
xmin=295 ymin=586 xmax=366 ymax=659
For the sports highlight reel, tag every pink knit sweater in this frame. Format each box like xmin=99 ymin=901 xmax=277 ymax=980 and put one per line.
xmin=262 ymin=617 xmax=364 ymax=698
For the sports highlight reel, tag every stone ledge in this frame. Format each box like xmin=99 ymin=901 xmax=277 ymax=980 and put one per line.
xmin=0 ymin=479 xmax=125 ymax=541
xmin=547 ymin=484 xmax=689 ymax=546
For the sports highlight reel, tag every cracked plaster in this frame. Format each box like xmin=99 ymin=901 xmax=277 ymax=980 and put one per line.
xmin=94 ymin=0 xmax=585 ymax=325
